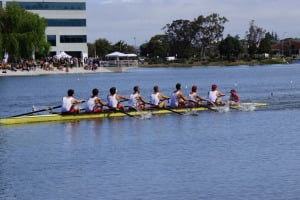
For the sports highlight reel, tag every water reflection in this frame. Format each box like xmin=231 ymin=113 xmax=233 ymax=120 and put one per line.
xmin=64 ymin=121 xmax=80 ymax=140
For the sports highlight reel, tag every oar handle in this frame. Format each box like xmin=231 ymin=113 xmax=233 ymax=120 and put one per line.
xmin=9 ymin=105 xmax=62 ymax=118
xmin=146 ymin=103 xmax=183 ymax=115
xmin=106 ymin=104 xmax=134 ymax=117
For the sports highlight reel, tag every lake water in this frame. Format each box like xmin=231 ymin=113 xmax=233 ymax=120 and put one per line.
xmin=0 ymin=64 xmax=300 ymax=200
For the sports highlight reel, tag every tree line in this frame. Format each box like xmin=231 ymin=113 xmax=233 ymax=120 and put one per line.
xmin=139 ymin=17 xmax=278 ymax=63
xmin=89 ymin=14 xmax=282 ymax=64
xmin=0 ymin=4 xmax=292 ymax=64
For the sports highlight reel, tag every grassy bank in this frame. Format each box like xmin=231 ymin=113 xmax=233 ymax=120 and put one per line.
xmin=139 ymin=57 xmax=288 ymax=68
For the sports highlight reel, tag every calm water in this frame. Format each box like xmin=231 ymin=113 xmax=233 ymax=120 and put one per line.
xmin=0 ymin=64 xmax=300 ymax=200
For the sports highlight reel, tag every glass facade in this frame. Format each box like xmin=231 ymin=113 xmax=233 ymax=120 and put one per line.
xmin=47 ymin=35 xmax=56 ymax=46
xmin=60 ymin=35 xmax=87 ymax=43
xmin=2 ymin=1 xmax=88 ymax=57
xmin=6 ymin=2 xmax=86 ymax=10
xmin=47 ymin=19 xmax=86 ymax=27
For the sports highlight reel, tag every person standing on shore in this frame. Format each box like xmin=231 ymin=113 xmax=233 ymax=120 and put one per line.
xmin=61 ymin=89 xmax=85 ymax=114
xmin=170 ymin=83 xmax=189 ymax=108
xmin=150 ymin=85 xmax=170 ymax=108
xmin=85 ymin=88 xmax=107 ymax=113
xmin=128 ymin=85 xmax=149 ymax=110
xmin=207 ymin=84 xmax=225 ymax=105
xmin=107 ymin=87 xmax=129 ymax=110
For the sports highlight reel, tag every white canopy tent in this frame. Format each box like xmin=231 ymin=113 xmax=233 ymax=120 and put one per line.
xmin=126 ymin=53 xmax=137 ymax=57
xmin=105 ymin=51 xmax=126 ymax=58
xmin=55 ymin=51 xmax=72 ymax=59
xmin=103 ymin=51 xmax=138 ymax=68
xmin=105 ymin=51 xmax=137 ymax=58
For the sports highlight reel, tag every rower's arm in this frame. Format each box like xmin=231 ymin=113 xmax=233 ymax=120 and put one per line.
xmin=98 ymin=98 xmax=108 ymax=106
xmin=218 ymin=91 xmax=225 ymax=97
xmin=159 ymin=93 xmax=170 ymax=100
xmin=179 ymin=93 xmax=189 ymax=101
xmin=139 ymin=95 xmax=149 ymax=104
xmin=117 ymin=94 xmax=128 ymax=100
xmin=72 ymin=99 xmax=85 ymax=104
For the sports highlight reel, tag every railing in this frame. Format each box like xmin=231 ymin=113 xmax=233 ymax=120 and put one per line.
xmin=100 ymin=60 xmax=138 ymax=67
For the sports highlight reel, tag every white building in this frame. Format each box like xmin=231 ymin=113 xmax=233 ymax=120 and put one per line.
xmin=1 ymin=0 xmax=88 ymax=59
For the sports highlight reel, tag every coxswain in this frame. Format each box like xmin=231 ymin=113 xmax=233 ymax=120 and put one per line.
xmin=228 ymin=89 xmax=240 ymax=105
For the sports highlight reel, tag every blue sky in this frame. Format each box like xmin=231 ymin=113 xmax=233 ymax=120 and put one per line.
xmin=87 ymin=0 xmax=300 ymax=45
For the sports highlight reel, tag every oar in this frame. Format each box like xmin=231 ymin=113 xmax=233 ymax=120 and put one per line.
xmin=186 ymin=99 xmax=218 ymax=112
xmin=105 ymin=105 xmax=135 ymax=117
xmin=115 ymin=108 xmax=135 ymax=117
xmin=146 ymin=103 xmax=183 ymax=115
xmin=9 ymin=105 xmax=62 ymax=118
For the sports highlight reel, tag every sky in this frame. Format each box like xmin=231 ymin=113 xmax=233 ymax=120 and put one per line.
xmin=86 ymin=0 xmax=300 ymax=46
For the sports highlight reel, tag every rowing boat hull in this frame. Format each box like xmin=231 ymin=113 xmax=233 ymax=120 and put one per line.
xmin=0 ymin=107 xmax=204 ymax=125
xmin=0 ymin=103 xmax=267 ymax=125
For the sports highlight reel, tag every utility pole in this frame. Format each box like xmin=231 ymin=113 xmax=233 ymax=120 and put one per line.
xmin=281 ymin=32 xmax=287 ymax=57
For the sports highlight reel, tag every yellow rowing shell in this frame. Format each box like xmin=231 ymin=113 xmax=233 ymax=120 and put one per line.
xmin=0 ymin=103 xmax=267 ymax=125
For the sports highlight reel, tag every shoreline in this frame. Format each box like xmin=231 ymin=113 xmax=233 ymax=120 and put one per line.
xmin=0 ymin=66 xmax=112 ymax=77
xmin=0 ymin=59 xmax=289 ymax=77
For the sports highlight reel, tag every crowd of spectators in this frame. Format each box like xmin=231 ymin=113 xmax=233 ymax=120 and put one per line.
xmin=1 ymin=56 xmax=103 ymax=73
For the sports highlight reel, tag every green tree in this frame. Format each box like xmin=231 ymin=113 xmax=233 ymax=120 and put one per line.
xmin=192 ymin=13 xmax=228 ymax=57
xmin=265 ymin=31 xmax=278 ymax=41
xmin=0 ymin=3 xmax=49 ymax=61
xmin=140 ymin=34 xmax=169 ymax=59
xmin=88 ymin=39 xmax=136 ymax=58
xmin=87 ymin=43 xmax=95 ymax=57
xmin=257 ymin=37 xmax=271 ymax=54
xmin=0 ymin=8 xmax=3 ymax=58
xmin=163 ymin=14 xmax=227 ymax=60
xmin=245 ymin=20 xmax=266 ymax=57
xmin=94 ymin=38 xmax=112 ymax=59
xmin=163 ymin=19 xmax=194 ymax=59
xmin=219 ymin=35 xmax=243 ymax=61
xmin=139 ymin=42 xmax=149 ymax=57
xmin=112 ymin=40 xmax=135 ymax=53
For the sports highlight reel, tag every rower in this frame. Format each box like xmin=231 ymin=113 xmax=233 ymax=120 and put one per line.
xmin=187 ymin=85 xmax=207 ymax=107
xmin=150 ymin=85 xmax=170 ymax=108
xmin=85 ymin=88 xmax=107 ymax=113
xmin=207 ymin=84 xmax=225 ymax=105
xmin=170 ymin=83 xmax=189 ymax=108
xmin=128 ymin=85 xmax=149 ymax=110
xmin=107 ymin=87 xmax=129 ymax=110
xmin=61 ymin=89 xmax=84 ymax=114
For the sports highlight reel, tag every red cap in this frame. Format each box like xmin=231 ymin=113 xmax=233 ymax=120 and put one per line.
xmin=192 ymin=85 xmax=197 ymax=91
xmin=212 ymin=84 xmax=217 ymax=90
xmin=230 ymin=89 xmax=236 ymax=93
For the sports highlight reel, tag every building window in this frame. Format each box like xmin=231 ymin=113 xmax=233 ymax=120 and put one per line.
xmin=47 ymin=19 xmax=86 ymax=27
xmin=47 ymin=35 xmax=56 ymax=46
xmin=0 ymin=2 xmax=2 ymax=8
xmin=6 ymin=2 xmax=86 ymax=10
xmin=60 ymin=35 xmax=87 ymax=43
